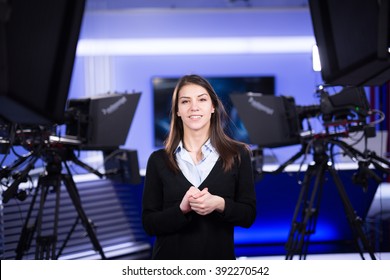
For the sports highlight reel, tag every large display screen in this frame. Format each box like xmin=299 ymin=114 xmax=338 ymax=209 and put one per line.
xmin=153 ymin=76 xmax=275 ymax=147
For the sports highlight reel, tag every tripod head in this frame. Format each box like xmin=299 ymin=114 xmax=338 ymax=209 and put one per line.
xmin=0 ymin=123 xmax=99 ymax=203
xmin=238 ymin=85 xmax=388 ymax=181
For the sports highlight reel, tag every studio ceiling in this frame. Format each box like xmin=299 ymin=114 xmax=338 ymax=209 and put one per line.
xmin=86 ymin=0 xmax=309 ymax=11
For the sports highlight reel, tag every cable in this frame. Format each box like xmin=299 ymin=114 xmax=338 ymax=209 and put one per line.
xmin=368 ymin=109 xmax=385 ymax=125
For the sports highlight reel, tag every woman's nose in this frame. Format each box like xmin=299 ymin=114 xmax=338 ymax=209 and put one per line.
xmin=190 ymin=101 xmax=199 ymax=111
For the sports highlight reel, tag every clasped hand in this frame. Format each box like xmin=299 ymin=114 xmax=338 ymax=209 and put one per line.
xmin=180 ymin=186 xmax=225 ymax=215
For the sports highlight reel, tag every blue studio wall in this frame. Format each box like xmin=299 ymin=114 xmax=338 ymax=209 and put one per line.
xmin=68 ymin=7 xmax=323 ymax=169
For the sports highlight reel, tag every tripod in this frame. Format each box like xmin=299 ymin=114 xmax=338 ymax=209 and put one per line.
xmin=284 ymin=138 xmax=380 ymax=260
xmin=14 ymin=147 xmax=106 ymax=260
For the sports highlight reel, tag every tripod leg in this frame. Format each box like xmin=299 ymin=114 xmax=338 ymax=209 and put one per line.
xmin=52 ymin=177 xmax=61 ymax=258
xmin=300 ymin=162 xmax=327 ymax=258
xmin=34 ymin=175 xmax=61 ymax=260
xmin=328 ymin=167 xmax=376 ymax=260
xmin=61 ymin=173 xmax=106 ymax=259
xmin=56 ymin=217 xmax=80 ymax=259
xmin=15 ymin=185 xmax=40 ymax=259
xmin=34 ymin=180 xmax=50 ymax=259
xmin=285 ymin=160 xmax=327 ymax=259
xmin=285 ymin=166 xmax=315 ymax=259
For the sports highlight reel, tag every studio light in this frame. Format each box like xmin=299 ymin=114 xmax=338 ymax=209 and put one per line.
xmin=76 ymin=36 xmax=316 ymax=56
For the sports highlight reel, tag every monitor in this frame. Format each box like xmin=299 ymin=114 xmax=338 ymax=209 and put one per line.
xmin=309 ymin=0 xmax=390 ymax=86
xmin=0 ymin=0 xmax=85 ymax=125
xmin=66 ymin=92 xmax=141 ymax=150
xmin=230 ymin=93 xmax=301 ymax=148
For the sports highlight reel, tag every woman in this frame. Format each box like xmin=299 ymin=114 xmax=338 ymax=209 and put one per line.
xmin=142 ymin=74 xmax=256 ymax=260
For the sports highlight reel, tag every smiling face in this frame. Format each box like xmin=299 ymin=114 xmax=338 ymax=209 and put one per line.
xmin=177 ymin=83 xmax=215 ymax=135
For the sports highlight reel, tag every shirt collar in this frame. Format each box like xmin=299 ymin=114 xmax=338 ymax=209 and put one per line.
xmin=202 ymin=139 xmax=214 ymax=154
xmin=174 ymin=141 xmax=184 ymax=154
xmin=175 ymin=139 xmax=216 ymax=154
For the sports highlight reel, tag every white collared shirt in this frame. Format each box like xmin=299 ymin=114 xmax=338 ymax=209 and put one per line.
xmin=175 ymin=139 xmax=220 ymax=187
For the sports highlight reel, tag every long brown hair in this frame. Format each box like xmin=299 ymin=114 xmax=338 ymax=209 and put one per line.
xmin=164 ymin=74 xmax=248 ymax=173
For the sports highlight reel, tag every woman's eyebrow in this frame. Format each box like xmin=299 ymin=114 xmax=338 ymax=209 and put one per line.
xmin=179 ymin=93 xmax=208 ymax=99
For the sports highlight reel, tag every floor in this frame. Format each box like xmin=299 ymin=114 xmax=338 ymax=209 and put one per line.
xmin=241 ymin=252 xmax=390 ymax=260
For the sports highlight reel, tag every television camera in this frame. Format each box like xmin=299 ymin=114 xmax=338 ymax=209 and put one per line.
xmin=0 ymin=91 xmax=141 ymax=260
xmin=231 ymin=85 xmax=389 ymax=260
xmin=0 ymin=0 xmax=143 ymax=260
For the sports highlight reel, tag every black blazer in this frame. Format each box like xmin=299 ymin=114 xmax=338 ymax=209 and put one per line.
xmin=142 ymin=147 xmax=256 ymax=260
